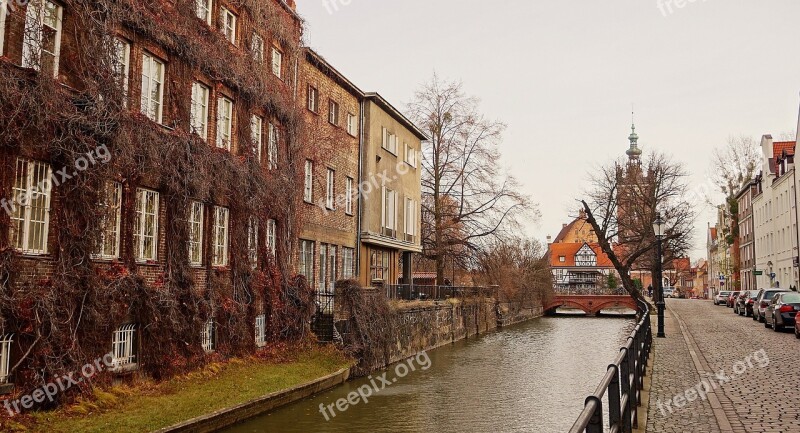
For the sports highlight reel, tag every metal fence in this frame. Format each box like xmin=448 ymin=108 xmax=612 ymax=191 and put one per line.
xmin=568 ymin=299 xmax=652 ymax=433
xmin=385 ymin=284 xmax=498 ymax=301
xmin=311 ymin=291 xmax=336 ymax=342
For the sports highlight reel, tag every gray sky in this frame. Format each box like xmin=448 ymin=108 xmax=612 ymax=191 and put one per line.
xmin=298 ymin=0 xmax=800 ymax=259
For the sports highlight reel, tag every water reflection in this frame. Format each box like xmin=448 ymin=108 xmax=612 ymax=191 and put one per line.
xmin=224 ymin=314 xmax=634 ymax=433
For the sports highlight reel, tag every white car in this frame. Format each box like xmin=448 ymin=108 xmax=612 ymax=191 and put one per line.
xmin=714 ymin=291 xmax=731 ymax=305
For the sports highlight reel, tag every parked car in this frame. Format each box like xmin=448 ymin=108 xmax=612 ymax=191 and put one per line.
xmin=734 ymin=291 xmax=750 ymax=315
xmin=795 ymin=311 xmax=800 ymax=339
xmin=765 ymin=292 xmax=800 ymax=331
xmin=739 ymin=290 xmax=759 ymax=317
xmin=726 ymin=291 xmax=740 ymax=308
xmin=714 ymin=291 xmax=731 ymax=305
xmin=662 ymin=287 xmax=675 ymax=299
xmin=754 ymin=289 xmax=789 ymax=323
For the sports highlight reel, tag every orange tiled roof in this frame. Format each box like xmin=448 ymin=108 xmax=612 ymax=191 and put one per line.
xmin=549 ymin=242 xmax=613 ymax=268
xmin=773 ymin=141 xmax=795 ymax=158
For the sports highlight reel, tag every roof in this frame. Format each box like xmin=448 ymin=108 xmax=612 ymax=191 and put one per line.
xmin=549 ymin=242 xmax=613 ymax=268
xmin=304 ymin=48 xmax=364 ymax=99
xmin=668 ymin=257 xmax=691 ymax=271
xmin=364 ymin=92 xmax=429 ymax=141
xmin=773 ymin=141 xmax=795 ymax=158
xmin=553 ymin=219 xmax=580 ymax=243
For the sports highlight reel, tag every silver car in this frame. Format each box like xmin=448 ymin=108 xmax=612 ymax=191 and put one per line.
xmin=714 ymin=291 xmax=731 ymax=305
xmin=755 ymin=289 xmax=790 ymax=323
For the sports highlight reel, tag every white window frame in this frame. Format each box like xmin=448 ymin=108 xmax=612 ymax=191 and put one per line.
xmin=251 ymin=115 xmax=263 ymax=160
xmin=268 ymin=123 xmax=278 ymax=169
xmin=405 ymin=143 xmax=417 ymax=168
xmin=188 ymin=201 xmax=204 ymax=266
xmin=266 ymin=219 xmax=277 ymax=257
xmin=326 ymin=168 xmax=335 ymax=210
xmin=220 ymin=7 xmax=236 ymax=44
xmin=216 ymin=96 xmax=233 ymax=150
xmin=111 ymin=324 xmax=137 ymax=371
xmin=251 ymin=33 xmax=264 ymax=63
xmin=342 ymin=248 xmax=354 ymax=280
xmin=212 ymin=206 xmax=229 ymax=267
xmin=191 ymin=82 xmax=210 ymax=140
xmin=196 ymin=0 xmax=212 ymax=24
xmin=134 ymin=188 xmax=159 ymax=262
xmin=255 ymin=314 xmax=266 ymax=347
xmin=21 ymin=0 xmax=63 ymax=77
xmin=307 ymin=85 xmax=318 ymax=112
xmin=328 ymin=100 xmax=339 ymax=126
xmin=346 ymin=113 xmax=357 ymax=136
xmin=299 ymin=239 xmax=314 ymax=283
xmin=140 ymin=53 xmax=165 ymax=123
xmin=404 ymin=197 xmax=415 ymax=242
xmin=247 ymin=216 xmax=258 ymax=269
xmin=112 ymin=38 xmax=131 ymax=106
xmin=381 ymin=127 xmax=397 ymax=154
xmin=0 ymin=333 xmax=13 ymax=384
xmin=94 ymin=181 xmax=122 ymax=260
xmin=304 ymin=160 xmax=313 ymax=203
xmin=10 ymin=159 xmax=52 ymax=255
xmin=271 ymin=47 xmax=282 ymax=78
xmin=201 ymin=318 xmax=215 ymax=353
xmin=382 ymin=187 xmax=397 ymax=238
xmin=345 ymin=177 xmax=354 ymax=215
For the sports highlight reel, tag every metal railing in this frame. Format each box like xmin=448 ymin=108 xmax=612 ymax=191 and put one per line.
xmin=554 ymin=288 xmax=629 ymax=296
xmin=385 ymin=284 xmax=498 ymax=301
xmin=568 ymin=299 xmax=652 ymax=433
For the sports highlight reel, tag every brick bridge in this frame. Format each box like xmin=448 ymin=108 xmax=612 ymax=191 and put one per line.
xmin=545 ymin=289 xmax=640 ymax=316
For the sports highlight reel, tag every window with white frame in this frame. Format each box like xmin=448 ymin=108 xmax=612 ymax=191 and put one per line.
xmin=318 ymin=244 xmax=328 ymax=292
xmin=382 ymin=187 xmax=397 ymax=238
xmin=95 ymin=181 xmax=122 ymax=259
xmin=342 ymin=247 xmax=355 ymax=279
xmin=0 ymin=0 xmax=7 ymax=57
xmin=111 ymin=324 xmax=137 ymax=370
xmin=190 ymin=82 xmax=210 ymax=139
xmin=255 ymin=314 xmax=266 ymax=347
xmin=251 ymin=33 xmax=264 ymax=63
xmin=216 ymin=96 xmax=233 ymax=150
xmin=382 ymin=127 xmax=397 ymax=154
xmin=271 ymin=47 xmax=282 ymax=78
xmin=251 ymin=115 xmax=263 ymax=160
xmin=188 ymin=201 xmax=204 ymax=266
xmin=140 ymin=53 xmax=165 ymax=123
xmin=328 ymin=100 xmax=339 ymax=126
xmin=346 ymin=113 xmax=357 ymax=136
xmin=212 ymin=206 xmax=229 ymax=267
xmin=326 ymin=168 xmax=335 ymax=210
xmin=10 ymin=159 xmax=52 ymax=254
xmin=196 ymin=0 xmax=212 ymax=24
xmin=299 ymin=239 xmax=314 ymax=282
xmin=111 ymin=38 xmax=130 ymax=106
xmin=247 ymin=216 xmax=258 ymax=269
xmin=201 ymin=318 xmax=215 ymax=353
xmin=307 ymin=85 xmax=318 ymax=112
xmin=345 ymin=177 xmax=354 ymax=215
xmin=304 ymin=160 xmax=313 ymax=202
xmin=21 ymin=0 xmax=63 ymax=77
xmin=134 ymin=188 xmax=159 ymax=261
xmin=328 ymin=245 xmax=337 ymax=291
xmin=266 ymin=219 xmax=277 ymax=257
xmin=404 ymin=197 xmax=416 ymax=243
xmin=0 ymin=333 xmax=13 ymax=384
xmin=220 ymin=7 xmax=236 ymax=44
xmin=404 ymin=143 xmax=417 ymax=168
xmin=267 ymin=123 xmax=278 ymax=169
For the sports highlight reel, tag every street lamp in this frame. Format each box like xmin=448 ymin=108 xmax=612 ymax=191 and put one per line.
xmin=653 ymin=212 xmax=666 ymax=338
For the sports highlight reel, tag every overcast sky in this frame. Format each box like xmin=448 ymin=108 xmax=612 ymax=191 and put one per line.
xmin=298 ymin=0 xmax=800 ymax=259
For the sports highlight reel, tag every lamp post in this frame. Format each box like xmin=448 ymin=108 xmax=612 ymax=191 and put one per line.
xmin=653 ymin=212 xmax=666 ymax=338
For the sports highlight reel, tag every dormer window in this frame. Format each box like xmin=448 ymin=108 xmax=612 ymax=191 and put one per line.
xmin=575 ymin=244 xmax=597 ymax=267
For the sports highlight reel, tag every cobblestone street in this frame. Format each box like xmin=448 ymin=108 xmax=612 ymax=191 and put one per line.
xmin=648 ymin=299 xmax=800 ymax=433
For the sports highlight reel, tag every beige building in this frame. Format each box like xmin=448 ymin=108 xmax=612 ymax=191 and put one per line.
xmin=358 ymin=93 xmax=427 ymax=287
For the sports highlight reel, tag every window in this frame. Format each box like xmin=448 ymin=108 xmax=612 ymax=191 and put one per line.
xmin=266 ymin=219 xmax=277 ymax=257
xmin=21 ymin=0 xmax=63 ymax=77
xmin=212 ymin=206 xmax=229 ymax=267
xmin=251 ymin=115 xmax=263 ymax=160
xmin=271 ymin=47 xmax=282 ymax=78
xmin=190 ymin=82 xmax=210 ymax=139
xmin=299 ymin=240 xmax=314 ymax=284
xmin=220 ymin=7 xmax=236 ymax=44
xmin=267 ymin=123 xmax=278 ymax=169
xmin=382 ymin=187 xmax=397 ymax=238
xmin=307 ymin=85 xmax=319 ymax=112
xmin=345 ymin=177 xmax=354 ymax=215
xmin=0 ymin=333 xmax=12 ymax=384
xmin=140 ymin=53 xmax=165 ymax=123
xmin=382 ymin=127 xmax=397 ymax=154
xmin=326 ymin=168 xmax=335 ymax=210
xmin=328 ymin=100 xmax=339 ymax=125
xmin=0 ymin=0 xmax=7 ymax=56
xmin=404 ymin=198 xmax=416 ymax=243
xmin=346 ymin=113 xmax=357 ymax=136
xmin=255 ymin=314 xmax=266 ymax=347
xmin=188 ymin=201 xmax=204 ymax=266
xmin=328 ymin=245 xmax=337 ymax=291
xmin=318 ymin=244 xmax=328 ymax=292
xmin=196 ymin=0 xmax=212 ymax=24
xmin=111 ymin=324 xmax=137 ymax=371
xmin=10 ymin=159 xmax=52 ymax=254
xmin=342 ymin=247 xmax=355 ymax=279
xmin=251 ymin=34 xmax=264 ymax=62
xmin=134 ymin=189 xmax=159 ymax=261
xmin=216 ymin=97 xmax=233 ymax=150
xmin=95 ymin=181 xmax=122 ymax=259
xmin=370 ymin=250 xmax=389 ymax=281
xmin=404 ymin=143 xmax=417 ymax=168
xmin=111 ymin=38 xmax=131 ymax=106
xmin=304 ymin=160 xmax=313 ymax=202
xmin=247 ymin=217 xmax=258 ymax=269
xmin=201 ymin=319 xmax=215 ymax=353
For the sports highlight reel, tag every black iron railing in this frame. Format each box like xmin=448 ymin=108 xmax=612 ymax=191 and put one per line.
xmin=385 ymin=284 xmax=498 ymax=301
xmin=568 ymin=299 xmax=652 ymax=433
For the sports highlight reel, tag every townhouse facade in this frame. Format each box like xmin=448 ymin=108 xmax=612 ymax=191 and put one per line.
xmin=736 ymin=179 xmax=758 ymax=292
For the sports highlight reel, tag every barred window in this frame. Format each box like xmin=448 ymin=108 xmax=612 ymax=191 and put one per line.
xmin=111 ymin=324 xmax=137 ymax=371
xmin=0 ymin=333 xmax=13 ymax=384
xmin=201 ymin=319 xmax=215 ymax=353
xmin=255 ymin=314 xmax=266 ymax=347
xmin=10 ymin=159 xmax=52 ymax=254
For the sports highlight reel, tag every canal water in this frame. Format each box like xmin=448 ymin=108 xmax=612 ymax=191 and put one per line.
xmin=224 ymin=314 xmax=634 ymax=433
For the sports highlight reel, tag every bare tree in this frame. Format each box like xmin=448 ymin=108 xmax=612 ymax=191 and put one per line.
xmin=408 ymin=75 xmax=533 ymax=284
xmin=580 ymin=152 xmax=695 ymax=301
xmin=478 ymin=237 xmax=553 ymax=307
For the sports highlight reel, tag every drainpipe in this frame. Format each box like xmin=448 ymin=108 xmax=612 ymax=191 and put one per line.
xmin=356 ymin=98 xmax=365 ymax=282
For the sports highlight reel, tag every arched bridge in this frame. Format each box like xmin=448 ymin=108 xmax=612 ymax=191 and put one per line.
xmin=545 ymin=289 xmax=640 ymax=316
